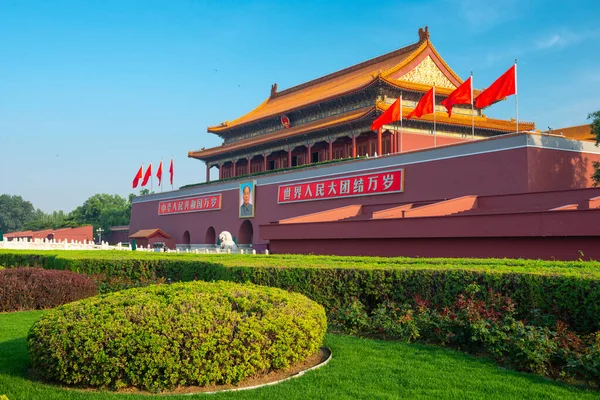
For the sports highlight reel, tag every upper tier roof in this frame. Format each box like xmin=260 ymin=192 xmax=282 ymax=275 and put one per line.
xmin=208 ymin=27 xmax=464 ymax=134
xmin=550 ymin=124 xmax=596 ymax=143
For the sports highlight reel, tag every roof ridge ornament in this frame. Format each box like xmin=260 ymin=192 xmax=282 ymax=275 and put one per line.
xmin=271 ymin=83 xmax=278 ymax=97
xmin=418 ymin=26 xmax=430 ymax=42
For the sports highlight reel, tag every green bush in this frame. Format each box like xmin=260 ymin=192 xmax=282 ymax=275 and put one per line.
xmin=2 ymin=250 xmax=600 ymax=332
xmin=27 ymin=281 xmax=327 ymax=392
xmin=335 ymin=285 xmax=600 ymax=386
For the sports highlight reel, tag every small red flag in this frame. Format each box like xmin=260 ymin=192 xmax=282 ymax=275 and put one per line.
xmin=441 ymin=76 xmax=472 ymax=117
xmin=132 ymin=165 xmax=143 ymax=189
xmin=169 ymin=158 xmax=174 ymax=185
xmin=475 ymin=65 xmax=516 ymax=109
xmin=371 ymin=97 xmax=401 ymax=131
xmin=407 ymin=87 xmax=435 ymax=119
xmin=141 ymin=163 xmax=152 ymax=187
xmin=156 ymin=160 xmax=163 ymax=186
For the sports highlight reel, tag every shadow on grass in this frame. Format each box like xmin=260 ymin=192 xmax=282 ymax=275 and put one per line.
xmin=0 ymin=336 xmax=30 ymax=378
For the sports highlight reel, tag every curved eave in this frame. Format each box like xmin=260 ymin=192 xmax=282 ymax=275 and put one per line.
xmin=208 ymin=97 xmax=271 ymax=135
xmin=192 ymin=106 xmax=377 ymax=160
xmin=207 ymin=78 xmax=380 ymax=135
xmin=376 ymin=102 xmax=534 ymax=132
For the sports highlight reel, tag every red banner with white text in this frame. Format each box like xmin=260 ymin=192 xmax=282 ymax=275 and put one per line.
xmin=278 ymin=170 xmax=403 ymax=204
xmin=158 ymin=194 xmax=221 ymax=215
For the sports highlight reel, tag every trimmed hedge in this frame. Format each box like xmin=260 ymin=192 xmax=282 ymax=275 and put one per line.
xmin=2 ymin=250 xmax=600 ymax=332
xmin=28 ymin=281 xmax=326 ymax=392
xmin=0 ymin=267 xmax=97 ymax=312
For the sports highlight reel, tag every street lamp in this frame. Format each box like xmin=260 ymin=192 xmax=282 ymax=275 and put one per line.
xmin=96 ymin=227 xmax=104 ymax=243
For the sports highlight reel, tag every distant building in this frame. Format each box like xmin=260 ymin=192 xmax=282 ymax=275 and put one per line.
xmin=4 ymin=226 xmax=93 ymax=242
xmin=107 ymin=225 xmax=130 ymax=245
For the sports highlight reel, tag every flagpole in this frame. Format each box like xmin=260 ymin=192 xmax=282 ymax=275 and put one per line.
xmin=140 ymin=164 xmax=143 ymax=195
xmin=400 ymin=94 xmax=403 ymax=153
xmin=515 ymin=59 xmax=519 ymax=133
xmin=433 ymin=86 xmax=436 ymax=147
xmin=471 ymin=72 xmax=475 ymax=140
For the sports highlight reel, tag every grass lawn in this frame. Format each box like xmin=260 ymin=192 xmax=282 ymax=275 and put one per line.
xmin=1 ymin=311 xmax=597 ymax=400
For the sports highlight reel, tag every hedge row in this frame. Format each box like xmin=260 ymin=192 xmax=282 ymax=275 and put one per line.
xmin=2 ymin=250 xmax=599 ymax=332
xmin=0 ymin=267 xmax=97 ymax=312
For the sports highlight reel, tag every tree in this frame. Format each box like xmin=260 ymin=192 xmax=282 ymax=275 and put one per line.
xmin=69 ymin=194 xmax=131 ymax=235
xmin=590 ymin=111 xmax=600 ymax=186
xmin=23 ymin=209 xmax=73 ymax=231
xmin=0 ymin=194 xmax=35 ymax=233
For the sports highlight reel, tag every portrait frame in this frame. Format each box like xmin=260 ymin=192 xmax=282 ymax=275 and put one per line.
xmin=239 ymin=180 xmax=256 ymax=219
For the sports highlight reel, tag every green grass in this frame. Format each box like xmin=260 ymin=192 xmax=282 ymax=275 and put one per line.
xmin=1 ymin=310 xmax=597 ymax=399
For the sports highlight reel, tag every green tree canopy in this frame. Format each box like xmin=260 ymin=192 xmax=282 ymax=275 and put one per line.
xmin=0 ymin=195 xmax=35 ymax=233
xmin=69 ymin=194 xmax=131 ymax=235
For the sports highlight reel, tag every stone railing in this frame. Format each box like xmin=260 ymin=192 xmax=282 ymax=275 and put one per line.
xmin=0 ymin=238 xmax=269 ymax=254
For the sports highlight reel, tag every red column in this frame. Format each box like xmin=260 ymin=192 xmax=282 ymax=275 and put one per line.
xmin=352 ymin=135 xmax=357 ymax=158
xmin=328 ymin=140 xmax=333 ymax=160
xmin=233 ymin=160 xmax=237 ymax=177
xmin=247 ymin=157 xmax=251 ymax=174
xmin=391 ymin=132 xmax=396 ymax=154
xmin=377 ymin=128 xmax=382 ymax=156
xmin=397 ymin=130 xmax=402 ymax=153
xmin=218 ymin=164 xmax=223 ymax=180
xmin=288 ymin=149 xmax=292 ymax=167
xmin=206 ymin=164 xmax=210 ymax=182
xmin=306 ymin=144 xmax=312 ymax=165
xmin=263 ymin=154 xmax=267 ymax=171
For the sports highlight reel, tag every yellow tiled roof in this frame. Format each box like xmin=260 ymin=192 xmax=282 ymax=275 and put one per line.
xmin=208 ymin=37 xmax=466 ymax=133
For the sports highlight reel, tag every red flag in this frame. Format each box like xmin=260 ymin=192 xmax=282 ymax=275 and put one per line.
xmin=132 ymin=165 xmax=143 ymax=189
xmin=475 ymin=65 xmax=516 ymax=109
xmin=441 ymin=76 xmax=472 ymax=117
xmin=169 ymin=158 xmax=174 ymax=185
xmin=141 ymin=162 xmax=152 ymax=187
xmin=407 ymin=87 xmax=435 ymax=119
xmin=156 ymin=160 xmax=163 ymax=186
xmin=371 ymin=97 xmax=401 ymax=131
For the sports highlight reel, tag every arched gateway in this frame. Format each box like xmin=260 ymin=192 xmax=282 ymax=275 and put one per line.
xmin=238 ymin=220 xmax=253 ymax=245
xmin=205 ymin=226 xmax=216 ymax=245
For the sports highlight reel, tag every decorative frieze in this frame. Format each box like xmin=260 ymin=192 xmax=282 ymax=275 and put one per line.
xmin=398 ymin=56 xmax=456 ymax=89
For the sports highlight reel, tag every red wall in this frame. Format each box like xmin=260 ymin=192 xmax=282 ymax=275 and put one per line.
xmin=267 ymin=237 xmax=600 ymax=261
xmin=53 ymin=226 xmax=93 ymax=242
xmin=130 ymin=138 xmax=600 ymax=251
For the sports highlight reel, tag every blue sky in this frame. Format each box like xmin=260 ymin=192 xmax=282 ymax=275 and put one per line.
xmin=2 ymin=0 xmax=599 ymax=213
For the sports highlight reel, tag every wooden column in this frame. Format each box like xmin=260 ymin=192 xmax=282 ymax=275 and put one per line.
xmin=391 ymin=132 xmax=396 ymax=154
xmin=377 ymin=128 xmax=382 ymax=156
xmin=247 ymin=156 xmax=251 ymax=174
xmin=287 ymin=149 xmax=292 ymax=168
xmin=263 ymin=154 xmax=268 ymax=171
xmin=218 ymin=164 xmax=223 ymax=180
xmin=206 ymin=164 xmax=210 ymax=183
xmin=232 ymin=160 xmax=237 ymax=177
xmin=352 ymin=135 xmax=357 ymax=158
xmin=328 ymin=140 xmax=333 ymax=160
xmin=306 ymin=144 xmax=312 ymax=165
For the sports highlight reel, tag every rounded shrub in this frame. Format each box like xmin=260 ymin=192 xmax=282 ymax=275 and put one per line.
xmin=0 ymin=267 xmax=97 ymax=312
xmin=28 ymin=281 xmax=327 ymax=392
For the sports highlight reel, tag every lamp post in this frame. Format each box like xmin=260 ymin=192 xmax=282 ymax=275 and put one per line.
xmin=96 ymin=227 xmax=104 ymax=243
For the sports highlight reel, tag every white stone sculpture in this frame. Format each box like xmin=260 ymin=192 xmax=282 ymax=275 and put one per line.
xmin=219 ymin=231 xmax=237 ymax=251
